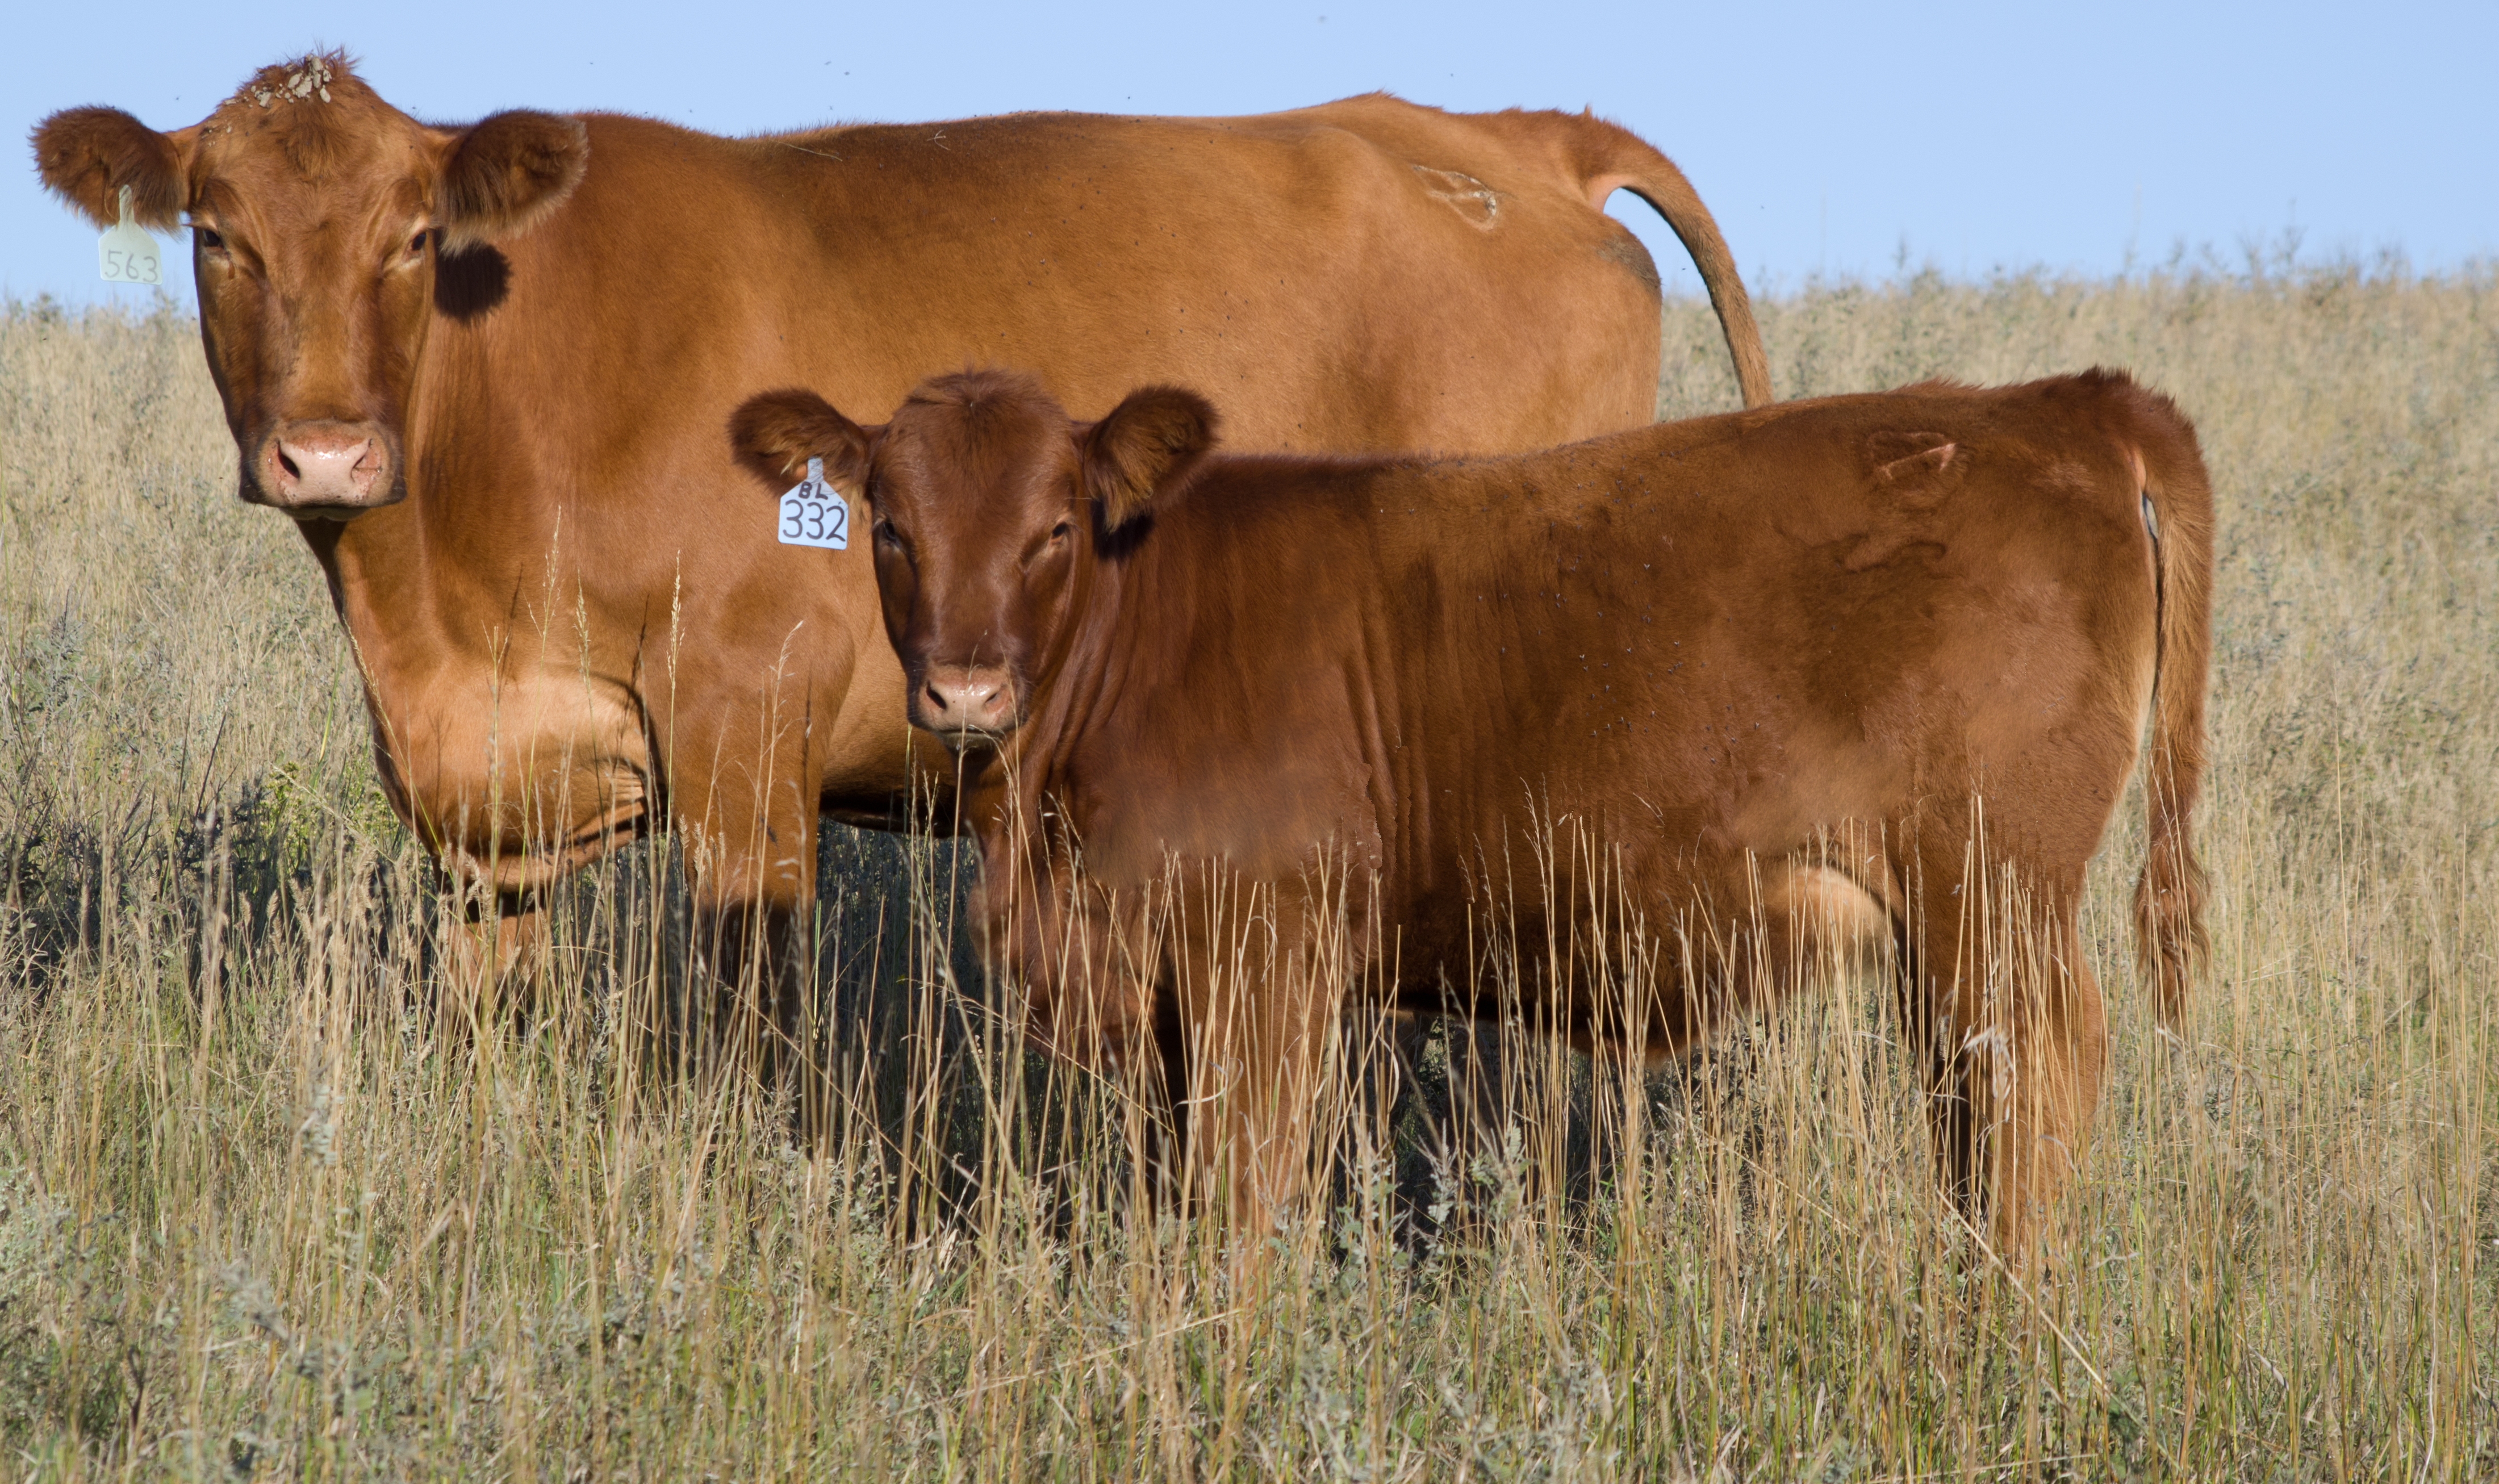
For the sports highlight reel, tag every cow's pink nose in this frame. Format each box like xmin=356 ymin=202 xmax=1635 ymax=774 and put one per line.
xmin=918 ymin=665 xmax=1018 ymax=742
xmin=260 ymin=423 xmax=391 ymax=512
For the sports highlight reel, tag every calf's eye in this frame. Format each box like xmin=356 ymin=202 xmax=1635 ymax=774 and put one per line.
xmin=197 ymin=227 xmax=224 ymax=250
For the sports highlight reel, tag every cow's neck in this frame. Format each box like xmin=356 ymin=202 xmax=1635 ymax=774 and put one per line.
xmin=308 ymin=338 xmax=575 ymax=661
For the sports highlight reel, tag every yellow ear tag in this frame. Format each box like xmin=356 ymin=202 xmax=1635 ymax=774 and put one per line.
xmin=98 ymin=185 xmax=161 ymax=286
xmin=778 ymin=455 xmax=850 ymax=550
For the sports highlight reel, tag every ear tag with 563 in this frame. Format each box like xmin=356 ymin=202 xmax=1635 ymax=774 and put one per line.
xmin=98 ymin=185 xmax=160 ymax=286
xmin=779 ymin=456 xmax=849 ymax=549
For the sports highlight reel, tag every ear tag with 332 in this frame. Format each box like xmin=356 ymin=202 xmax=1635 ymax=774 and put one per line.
xmin=98 ymin=185 xmax=160 ymax=286
xmin=779 ymin=456 xmax=849 ymax=549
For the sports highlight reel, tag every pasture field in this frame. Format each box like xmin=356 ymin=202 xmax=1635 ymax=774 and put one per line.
xmin=1 ymin=265 xmax=2492 ymax=1480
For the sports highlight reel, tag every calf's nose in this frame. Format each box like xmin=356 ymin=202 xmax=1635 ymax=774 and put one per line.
xmin=918 ymin=664 xmax=1018 ymax=741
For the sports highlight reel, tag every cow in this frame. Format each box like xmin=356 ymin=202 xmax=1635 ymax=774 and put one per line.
xmin=30 ymin=54 xmax=1772 ymax=1042
xmin=726 ymin=366 xmax=2213 ymax=1255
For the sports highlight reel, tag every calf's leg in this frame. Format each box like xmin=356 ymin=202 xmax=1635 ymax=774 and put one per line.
xmin=1903 ymin=860 xmax=2107 ymax=1263
xmin=1167 ymin=880 xmax=1346 ymax=1245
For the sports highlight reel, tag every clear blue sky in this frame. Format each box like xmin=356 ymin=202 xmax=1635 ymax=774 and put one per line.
xmin=8 ymin=0 xmax=2493 ymax=308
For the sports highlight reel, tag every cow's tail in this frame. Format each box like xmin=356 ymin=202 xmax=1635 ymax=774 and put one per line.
xmin=1569 ymin=116 xmax=1774 ymax=409
xmin=2122 ymin=374 xmax=2215 ymax=1027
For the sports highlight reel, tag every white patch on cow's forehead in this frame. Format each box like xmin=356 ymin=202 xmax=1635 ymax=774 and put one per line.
xmin=241 ymin=56 xmax=335 ymax=110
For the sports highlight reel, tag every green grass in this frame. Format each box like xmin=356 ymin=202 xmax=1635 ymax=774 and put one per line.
xmin=1 ymin=264 xmax=2492 ymax=1479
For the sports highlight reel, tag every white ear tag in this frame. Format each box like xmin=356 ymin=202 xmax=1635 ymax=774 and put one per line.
xmin=98 ymin=185 xmax=162 ymax=286
xmin=778 ymin=455 xmax=850 ymax=550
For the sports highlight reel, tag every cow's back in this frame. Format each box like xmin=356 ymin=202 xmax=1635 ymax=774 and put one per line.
xmin=480 ymin=103 xmax=1668 ymax=460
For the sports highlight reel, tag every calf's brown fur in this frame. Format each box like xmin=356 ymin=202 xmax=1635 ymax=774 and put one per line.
xmin=748 ymin=366 xmax=2214 ymax=1252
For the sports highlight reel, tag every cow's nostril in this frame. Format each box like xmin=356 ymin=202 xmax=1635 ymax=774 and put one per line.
xmin=277 ymin=449 xmax=302 ymax=480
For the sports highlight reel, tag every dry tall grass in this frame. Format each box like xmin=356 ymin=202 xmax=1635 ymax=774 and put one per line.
xmin=1 ymin=265 xmax=2492 ymax=1479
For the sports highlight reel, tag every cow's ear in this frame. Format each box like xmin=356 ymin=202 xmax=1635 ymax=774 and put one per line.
xmin=436 ymin=110 xmax=588 ymax=249
xmin=729 ymin=389 xmax=876 ymax=496
xmin=1082 ymin=386 xmax=1218 ymax=533
xmin=31 ymin=106 xmax=190 ymax=229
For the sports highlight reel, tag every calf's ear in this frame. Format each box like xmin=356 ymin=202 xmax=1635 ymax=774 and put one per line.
xmin=31 ymin=106 xmax=189 ymax=229
xmin=1083 ymin=386 xmax=1218 ymax=533
xmin=729 ymin=390 xmax=877 ymax=495
xmin=436 ymin=110 xmax=588 ymax=249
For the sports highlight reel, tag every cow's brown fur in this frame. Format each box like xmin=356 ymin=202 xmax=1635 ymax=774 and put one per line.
xmin=31 ymin=55 xmax=1771 ymax=1031
xmin=732 ymin=368 xmax=2214 ymax=1255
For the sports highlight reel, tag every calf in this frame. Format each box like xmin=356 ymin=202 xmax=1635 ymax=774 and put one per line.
xmin=730 ymin=369 xmax=2213 ymax=1253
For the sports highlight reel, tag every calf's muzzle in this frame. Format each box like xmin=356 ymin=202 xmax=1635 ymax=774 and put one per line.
xmin=915 ymin=663 xmax=1019 ymax=746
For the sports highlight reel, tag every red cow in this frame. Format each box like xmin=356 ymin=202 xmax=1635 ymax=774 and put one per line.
xmin=31 ymin=55 xmax=1771 ymax=1024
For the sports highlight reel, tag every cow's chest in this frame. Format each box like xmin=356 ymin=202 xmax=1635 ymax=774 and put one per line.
xmin=363 ymin=649 xmax=655 ymax=893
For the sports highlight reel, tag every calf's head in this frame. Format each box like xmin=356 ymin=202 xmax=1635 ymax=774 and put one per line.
xmin=731 ymin=370 xmax=1216 ymax=751
xmin=32 ymin=53 xmax=587 ymax=520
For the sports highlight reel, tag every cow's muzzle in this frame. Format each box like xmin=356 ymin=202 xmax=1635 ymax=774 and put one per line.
xmin=913 ymin=663 xmax=1020 ymax=749
xmin=251 ymin=420 xmax=403 ymax=519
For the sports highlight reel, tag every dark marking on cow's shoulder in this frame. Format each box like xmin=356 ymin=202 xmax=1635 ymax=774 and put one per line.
xmin=435 ymin=244 xmax=510 ymax=322
xmin=1598 ymin=232 xmax=1660 ymax=295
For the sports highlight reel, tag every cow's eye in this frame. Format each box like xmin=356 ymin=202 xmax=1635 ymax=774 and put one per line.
xmin=407 ymin=229 xmax=430 ymax=256
xmin=197 ymin=227 xmax=225 ymax=250
xmin=1048 ymin=521 xmax=1073 ymax=544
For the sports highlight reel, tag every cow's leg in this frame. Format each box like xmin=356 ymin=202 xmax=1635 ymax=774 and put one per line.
xmin=696 ymin=813 xmax=823 ymax=1136
xmin=1430 ymin=1011 xmax=1526 ymax=1226
xmin=664 ymin=705 xmax=830 ymax=1145
xmin=1343 ymin=1006 xmax=1423 ymax=1196
xmin=438 ymin=888 xmax=550 ymax=1026
xmin=422 ymin=837 xmax=559 ymax=1042
xmin=1901 ymin=851 xmax=2106 ymax=1264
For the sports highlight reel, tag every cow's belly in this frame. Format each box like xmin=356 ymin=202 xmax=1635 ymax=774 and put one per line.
xmin=371 ymin=659 xmax=654 ymax=895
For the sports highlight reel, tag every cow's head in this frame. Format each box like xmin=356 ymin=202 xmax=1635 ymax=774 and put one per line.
xmin=731 ymin=370 xmax=1216 ymax=751
xmin=31 ymin=53 xmax=587 ymax=520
